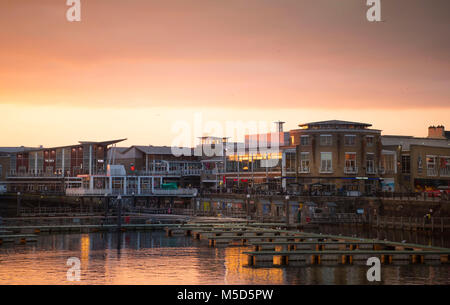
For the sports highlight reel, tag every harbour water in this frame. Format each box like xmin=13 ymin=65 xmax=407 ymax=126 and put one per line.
xmin=0 ymin=229 xmax=449 ymax=285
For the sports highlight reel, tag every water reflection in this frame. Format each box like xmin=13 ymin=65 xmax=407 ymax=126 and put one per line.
xmin=0 ymin=231 xmax=448 ymax=285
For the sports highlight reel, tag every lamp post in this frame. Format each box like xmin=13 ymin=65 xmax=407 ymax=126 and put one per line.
xmin=246 ymin=194 xmax=250 ymax=219
xmin=117 ymin=195 xmax=122 ymax=231
xmin=17 ymin=192 xmax=21 ymax=217
xmin=104 ymin=193 xmax=109 ymax=217
xmin=285 ymin=195 xmax=290 ymax=226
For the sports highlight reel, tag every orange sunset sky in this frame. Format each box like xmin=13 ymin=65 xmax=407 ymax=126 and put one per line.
xmin=0 ymin=0 xmax=449 ymax=147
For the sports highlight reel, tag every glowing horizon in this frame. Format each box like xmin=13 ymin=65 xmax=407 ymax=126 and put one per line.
xmin=1 ymin=0 xmax=449 ymax=147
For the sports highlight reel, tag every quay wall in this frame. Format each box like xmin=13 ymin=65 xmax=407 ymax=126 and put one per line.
xmin=1 ymin=193 xmax=449 ymax=218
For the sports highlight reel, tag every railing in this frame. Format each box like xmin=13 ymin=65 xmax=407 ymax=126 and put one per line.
xmin=344 ymin=166 xmax=358 ymax=174
xmin=366 ymin=168 xmax=376 ymax=174
xmin=376 ymin=191 xmax=450 ymax=202
xmin=440 ymin=167 xmax=450 ymax=177
xmin=65 ymin=188 xmax=109 ymax=196
xmin=372 ymin=216 xmax=450 ymax=231
xmin=8 ymin=172 xmax=65 ymax=178
xmin=65 ymin=187 xmax=198 ymax=196
xmin=8 ymin=171 xmax=106 ymax=178
xmin=319 ymin=167 xmax=333 ymax=174
xmin=427 ymin=168 xmax=437 ymax=176
xmin=152 ymin=189 xmax=198 ymax=196
xmin=135 ymin=169 xmax=202 ymax=176
xmin=311 ymin=213 xmax=366 ymax=224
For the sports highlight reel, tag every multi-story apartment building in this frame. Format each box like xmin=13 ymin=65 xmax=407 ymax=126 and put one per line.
xmin=290 ymin=120 xmax=382 ymax=195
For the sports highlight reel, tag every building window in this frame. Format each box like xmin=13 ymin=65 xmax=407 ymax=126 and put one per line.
xmin=401 ymin=155 xmax=411 ymax=174
xmin=366 ymin=136 xmax=374 ymax=147
xmin=300 ymin=135 xmax=310 ymax=146
xmin=366 ymin=153 xmax=375 ymax=174
xmin=344 ymin=153 xmax=357 ymax=174
xmin=440 ymin=156 xmax=450 ymax=177
xmin=426 ymin=155 xmax=437 ymax=176
xmin=320 ymin=135 xmax=332 ymax=146
xmin=344 ymin=135 xmax=356 ymax=146
xmin=299 ymin=152 xmax=310 ymax=173
xmin=285 ymin=152 xmax=296 ymax=172
xmin=427 ymin=156 xmax=437 ymax=176
xmin=320 ymin=152 xmax=332 ymax=173
xmin=381 ymin=153 xmax=395 ymax=174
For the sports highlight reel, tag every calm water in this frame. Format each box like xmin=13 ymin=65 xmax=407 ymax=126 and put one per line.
xmin=0 ymin=230 xmax=449 ymax=285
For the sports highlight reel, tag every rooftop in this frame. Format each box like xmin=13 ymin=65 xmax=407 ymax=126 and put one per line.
xmin=125 ymin=145 xmax=193 ymax=155
xmin=381 ymin=135 xmax=450 ymax=150
xmin=299 ymin=120 xmax=372 ymax=128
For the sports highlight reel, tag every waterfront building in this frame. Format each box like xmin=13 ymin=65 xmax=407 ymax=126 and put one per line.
xmin=0 ymin=147 xmax=36 ymax=193
xmin=381 ymin=134 xmax=450 ymax=192
xmin=220 ymin=122 xmax=293 ymax=192
xmin=109 ymin=145 xmax=202 ymax=188
xmin=290 ymin=120 xmax=382 ymax=195
xmin=5 ymin=139 xmax=126 ymax=194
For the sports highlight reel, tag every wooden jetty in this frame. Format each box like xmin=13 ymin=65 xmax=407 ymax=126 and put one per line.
xmin=244 ymin=250 xmax=450 ymax=266
xmin=165 ymin=222 xmax=450 ymax=267
xmin=0 ymin=234 xmax=38 ymax=245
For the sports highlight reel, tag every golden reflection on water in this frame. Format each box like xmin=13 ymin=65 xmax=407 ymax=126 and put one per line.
xmin=0 ymin=232 xmax=449 ymax=285
xmin=80 ymin=234 xmax=90 ymax=268
xmin=223 ymin=247 xmax=284 ymax=284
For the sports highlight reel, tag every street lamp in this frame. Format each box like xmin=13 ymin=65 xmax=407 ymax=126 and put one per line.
xmin=104 ymin=193 xmax=109 ymax=216
xmin=246 ymin=194 xmax=250 ymax=218
xmin=17 ymin=192 xmax=21 ymax=217
xmin=285 ymin=195 xmax=290 ymax=226
xmin=117 ymin=195 xmax=122 ymax=230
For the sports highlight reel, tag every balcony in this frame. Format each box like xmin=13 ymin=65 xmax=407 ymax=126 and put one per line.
xmin=319 ymin=167 xmax=333 ymax=174
xmin=298 ymin=167 xmax=310 ymax=174
xmin=366 ymin=167 xmax=377 ymax=175
xmin=344 ymin=166 xmax=358 ymax=174
xmin=427 ymin=168 xmax=437 ymax=177
xmin=440 ymin=168 xmax=450 ymax=177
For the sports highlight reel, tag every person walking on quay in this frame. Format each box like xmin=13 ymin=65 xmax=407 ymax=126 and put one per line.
xmin=296 ymin=207 xmax=302 ymax=224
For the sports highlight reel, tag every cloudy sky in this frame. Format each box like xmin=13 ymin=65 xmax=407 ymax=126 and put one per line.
xmin=0 ymin=0 xmax=449 ymax=147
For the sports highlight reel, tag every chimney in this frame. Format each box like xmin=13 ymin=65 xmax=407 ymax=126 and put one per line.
xmin=428 ymin=125 xmax=445 ymax=139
